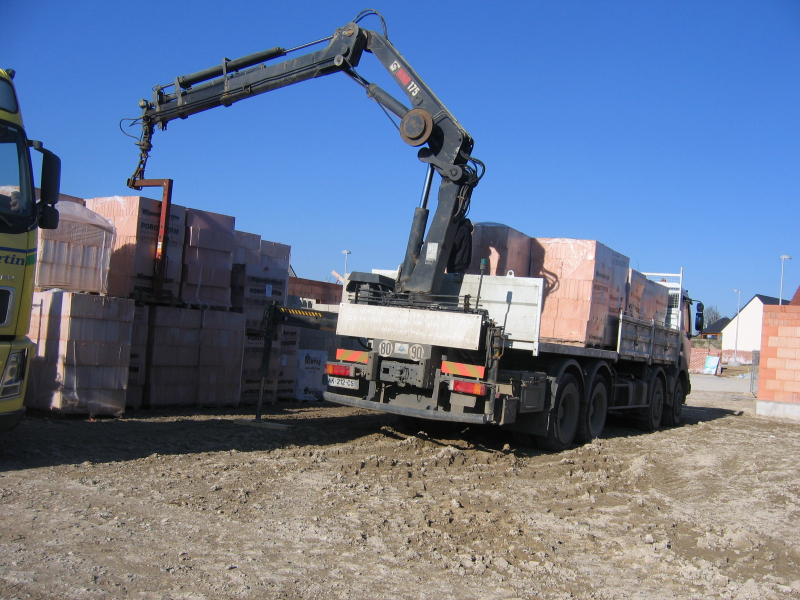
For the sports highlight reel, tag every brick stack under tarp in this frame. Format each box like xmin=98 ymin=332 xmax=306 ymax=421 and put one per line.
xmin=143 ymin=306 xmax=245 ymax=407
xmin=144 ymin=306 xmax=201 ymax=407
xmin=126 ymin=305 xmax=149 ymax=409
xmin=197 ymin=310 xmax=245 ymax=406
xmin=26 ymin=291 xmax=134 ymax=415
xmin=626 ymin=270 xmax=670 ymax=323
xmin=467 ymin=222 xmax=533 ymax=277
xmin=86 ymin=196 xmax=187 ymax=301
xmin=36 ymin=202 xmax=115 ymax=294
xmin=180 ymin=209 xmax=235 ymax=308
xmin=530 ymin=238 xmax=630 ymax=347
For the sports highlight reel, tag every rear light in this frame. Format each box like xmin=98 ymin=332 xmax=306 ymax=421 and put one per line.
xmin=326 ymin=363 xmax=355 ymax=377
xmin=449 ymin=378 xmax=487 ymax=396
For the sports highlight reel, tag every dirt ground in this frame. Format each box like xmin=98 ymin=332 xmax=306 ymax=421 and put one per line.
xmin=2 ymin=386 xmax=799 ymax=600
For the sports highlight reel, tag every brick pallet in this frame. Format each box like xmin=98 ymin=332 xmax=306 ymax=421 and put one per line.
xmin=26 ymin=291 xmax=135 ymax=415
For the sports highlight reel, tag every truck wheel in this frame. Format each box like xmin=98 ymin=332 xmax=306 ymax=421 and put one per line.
xmin=662 ymin=379 xmax=685 ymax=427
xmin=536 ymin=374 xmax=579 ymax=452
xmin=575 ymin=375 xmax=607 ymax=444
xmin=637 ymin=376 xmax=664 ymax=432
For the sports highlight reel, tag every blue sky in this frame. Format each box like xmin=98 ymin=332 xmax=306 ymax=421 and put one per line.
xmin=6 ymin=1 xmax=799 ymax=318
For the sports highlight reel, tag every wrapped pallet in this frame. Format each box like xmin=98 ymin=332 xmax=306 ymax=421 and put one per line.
xmin=180 ymin=208 xmax=235 ymax=307
xmin=144 ymin=306 xmax=201 ymax=406
xmin=466 ymin=222 xmax=532 ymax=277
xmin=26 ymin=291 xmax=134 ymax=415
xmin=85 ymin=196 xmax=187 ymax=300
xmin=36 ymin=202 xmax=115 ymax=294
xmin=530 ymin=238 xmax=630 ymax=347
xmin=197 ymin=310 xmax=245 ymax=406
xmin=233 ymin=230 xmax=261 ymax=265
xmin=295 ymin=350 xmax=327 ymax=401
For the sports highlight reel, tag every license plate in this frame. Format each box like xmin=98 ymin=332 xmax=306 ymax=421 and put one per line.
xmin=327 ymin=376 xmax=359 ymax=390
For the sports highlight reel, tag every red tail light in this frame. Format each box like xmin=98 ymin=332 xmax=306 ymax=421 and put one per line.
xmin=449 ymin=379 xmax=487 ymax=396
xmin=326 ymin=363 xmax=355 ymax=377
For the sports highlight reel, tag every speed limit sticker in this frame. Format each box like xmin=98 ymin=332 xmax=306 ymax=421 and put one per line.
xmin=378 ymin=340 xmax=394 ymax=357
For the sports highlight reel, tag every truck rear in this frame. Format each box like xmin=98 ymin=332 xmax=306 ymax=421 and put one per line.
xmin=324 ymin=266 xmax=700 ymax=450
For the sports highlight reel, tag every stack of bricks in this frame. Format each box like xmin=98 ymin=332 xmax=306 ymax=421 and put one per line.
xmin=26 ymin=291 xmax=134 ymax=415
xmin=197 ymin=311 xmax=245 ymax=406
xmin=232 ymin=235 xmax=298 ymax=403
xmin=180 ymin=209 xmax=235 ymax=308
xmin=126 ymin=305 xmax=149 ymax=409
xmin=144 ymin=307 xmax=202 ymax=407
xmin=626 ymin=270 xmax=669 ymax=323
xmin=85 ymin=196 xmax=187 ymax=301
xmin=466 ymin=223 xmax=532 ymax=277
xmin=757 ymin=302 xmax=800 ymax=419
xmin=530 ymin=238 xmax=630 ymax=348
xmin=36 ymin=201 xmax=115 ymax=295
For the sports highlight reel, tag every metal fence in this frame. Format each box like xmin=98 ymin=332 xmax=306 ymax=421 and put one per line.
xmin=750 ymin=350 xmax=760 ymax=395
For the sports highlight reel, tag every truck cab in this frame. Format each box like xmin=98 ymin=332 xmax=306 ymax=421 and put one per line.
xmin=0 ymin=68 xmax=60 ymax=431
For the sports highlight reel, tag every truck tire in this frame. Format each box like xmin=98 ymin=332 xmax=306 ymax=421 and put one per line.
xmin=575 ymin=374 xmax=608 ymax=444
xmin=662 ymin=378 xmax=685 ymax=427
xmin=637 ymin=376 xmax=664 ymax=432
xmin=536 ymin=373 xmax=580 ymax=452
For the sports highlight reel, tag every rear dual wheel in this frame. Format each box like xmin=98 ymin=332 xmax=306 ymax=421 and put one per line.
xmin=536 ymin=374 xmax=580 ymax=452
xmin=637 ymin=376 xmax=664 ymax=432
xmin=662 ymin=379 xmax=685 ymax=427
xmin=575 ymin=375 xmax=608 ymax=444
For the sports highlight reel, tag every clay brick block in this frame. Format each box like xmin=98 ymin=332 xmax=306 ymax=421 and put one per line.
xmin=758 ymin=390 xmax=774 ymax=401
xmin=777 ymin=347 xmax=799 ymax=359
xmin=778 ymin=326 xmax=799 ymax=337
xmin=759 ymin=367 xmax=777 ymax=381
xmin=762 ymin=325 xmax=779 ymax=338
xmin=760 ymin=346 xmax=778 ymax=359
xmin=766 ymin=357 xmax=786 ymax=370
xmin=786 ymin=359 xmax=800 ymax=371
xmin=784 ymin=381 xmax=800 ymax=393
xmin=766 ymin=379 xmax=782 ymax=391
xmin=776 ymin=369 xmax=795 ymax=381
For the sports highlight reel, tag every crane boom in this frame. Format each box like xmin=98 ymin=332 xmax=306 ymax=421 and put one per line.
xmin=126 ymin=13 xmax=483 ymax=296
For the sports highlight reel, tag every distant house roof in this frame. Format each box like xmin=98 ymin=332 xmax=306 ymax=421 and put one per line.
xmin=753 ymin=294 xmax=787 ymax=306
xmin=702 ymin=317 xmax=730 ymax=335
xmin=729 ymin=294 xmax=790 ymax=319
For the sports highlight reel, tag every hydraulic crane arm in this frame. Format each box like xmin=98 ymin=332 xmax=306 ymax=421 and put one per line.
xmin=126 ymin=12 xmax=483 ymax=296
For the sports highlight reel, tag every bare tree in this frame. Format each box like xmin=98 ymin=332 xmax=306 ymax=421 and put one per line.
xmin=704 ymin=305 xmax=723 ymax=326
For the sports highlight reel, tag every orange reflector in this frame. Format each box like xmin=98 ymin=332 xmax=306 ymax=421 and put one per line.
xmin=326 ymin=363 xmax=355 ymax=377
xmin=441 ymin=361 xmax=485 ymax=378
xmin=336 ymin=349 xmax=369 ymax=364
xmin=449 ymin=379 xmax=487 ymax=396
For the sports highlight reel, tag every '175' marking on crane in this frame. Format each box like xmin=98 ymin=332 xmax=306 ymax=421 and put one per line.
xmin=390 ymin=62 xmax=420 ymax=96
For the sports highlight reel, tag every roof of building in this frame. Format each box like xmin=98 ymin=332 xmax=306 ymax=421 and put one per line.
xmin=753 ymin=294 xmax=788 ymax=306
xmin=702 ymin=317 xmax=730 ymax=335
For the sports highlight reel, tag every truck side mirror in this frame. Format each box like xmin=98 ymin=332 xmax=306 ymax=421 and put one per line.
xmin=28 ymin=140 xmax=61 ymax=205
xmin=38 ymin=203 xmax=59 ymax=230
xmin=694 ymin=302 xmax=704 ymax=334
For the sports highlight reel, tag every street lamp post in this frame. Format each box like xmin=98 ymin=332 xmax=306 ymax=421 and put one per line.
xmin=342 ymin=250 xmax=351 ymax=279
xmin=779 ymin=255 xmax=791 ymax=305
xmin=733 ymin=289 xmax=741 ymax=364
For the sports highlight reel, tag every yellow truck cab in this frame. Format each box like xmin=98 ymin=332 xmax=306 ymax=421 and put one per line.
xmin=0 ymin=68 xmax=60 ymax=431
